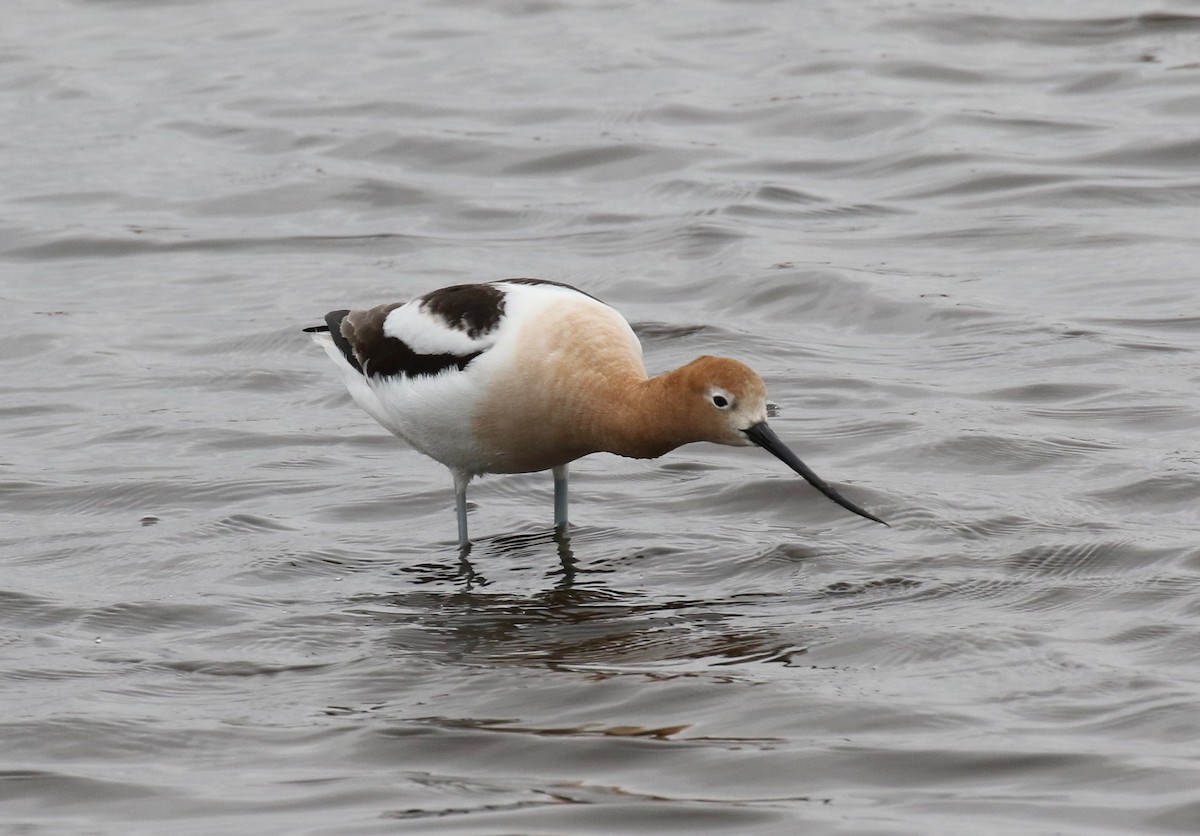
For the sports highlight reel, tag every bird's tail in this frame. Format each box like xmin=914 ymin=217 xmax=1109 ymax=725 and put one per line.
xmin=302 ymin=310 xmax=361 ymax=373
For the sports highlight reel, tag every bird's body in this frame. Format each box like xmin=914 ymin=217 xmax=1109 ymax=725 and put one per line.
xmin=306 ymin=278 xmax=884 ymax=545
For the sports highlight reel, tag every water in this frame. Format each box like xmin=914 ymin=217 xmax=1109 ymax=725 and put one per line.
xmin=4 ymin=0 xmax=1200 ymax=832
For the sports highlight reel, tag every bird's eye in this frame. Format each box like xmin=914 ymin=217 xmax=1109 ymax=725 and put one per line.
xmin=712 ymin=394 xmax=730 ymax=409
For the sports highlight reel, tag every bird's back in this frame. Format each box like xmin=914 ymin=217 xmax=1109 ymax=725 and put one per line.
xmin=308 ymin=279 xmax=644 ymax=475
xmin=468 ymin=281 xmax=646 ymax=473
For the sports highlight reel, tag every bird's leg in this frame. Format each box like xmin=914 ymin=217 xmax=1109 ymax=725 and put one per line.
xmin=452 ymin=470 xmax=471 ymax=547
xmin=552 ymin=463 xmax=569 ymax=535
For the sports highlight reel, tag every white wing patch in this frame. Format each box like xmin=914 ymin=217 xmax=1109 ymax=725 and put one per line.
xmin=382 ymin=300 xmax=497 ymax=357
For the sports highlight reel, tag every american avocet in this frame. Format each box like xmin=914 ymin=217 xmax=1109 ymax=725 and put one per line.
xmin=305 ymin=278 xmax=886 ymax=545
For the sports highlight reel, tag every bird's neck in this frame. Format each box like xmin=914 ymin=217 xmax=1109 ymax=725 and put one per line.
xmin=597 ymin=368 xmax=698 ymax=460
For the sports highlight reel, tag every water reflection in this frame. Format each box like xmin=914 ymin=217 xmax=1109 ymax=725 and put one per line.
xmin=397 ymin=526 xmax=579 ymax=592
xmin=346 ymin=532 xmax=806 ymax=673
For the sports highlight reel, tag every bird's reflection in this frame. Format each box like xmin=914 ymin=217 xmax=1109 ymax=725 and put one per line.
xmin=444 ymin=526 xmax=578 ymax=593
xmin=350 ymin=527 xmax=800 ymax=673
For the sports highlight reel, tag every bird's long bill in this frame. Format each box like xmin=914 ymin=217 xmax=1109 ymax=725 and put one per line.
xmin=744 ymin=422 xmax=888 ymax=526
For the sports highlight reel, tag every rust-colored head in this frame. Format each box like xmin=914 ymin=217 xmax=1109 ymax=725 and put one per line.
xmin=665 ymin=355 xmax=770 ymax=446
xmin=659 ymin=355 xmax=888 ymax=526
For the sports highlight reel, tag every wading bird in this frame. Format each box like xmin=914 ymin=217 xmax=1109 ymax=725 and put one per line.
xmin=305 ymin=279 xmax=886 ymax=545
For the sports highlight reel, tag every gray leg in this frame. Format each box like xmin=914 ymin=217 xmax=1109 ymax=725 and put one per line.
xmin=552 ymin=464 xmax=569 ymax=533
xmin=452 ymin=470 xmax=471 ymax=547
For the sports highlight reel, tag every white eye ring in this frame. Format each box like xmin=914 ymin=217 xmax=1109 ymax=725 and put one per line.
xmin=711 ymin=393 xmax=732 ymax=409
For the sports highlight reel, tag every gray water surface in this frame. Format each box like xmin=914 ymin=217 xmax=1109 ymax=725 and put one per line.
xmin=4 ymin=1 xmax=1200 ymax=833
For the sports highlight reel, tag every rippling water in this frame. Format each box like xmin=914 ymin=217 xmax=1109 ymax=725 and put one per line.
xmin=4 ymin=0 xmax=1200 ymax=832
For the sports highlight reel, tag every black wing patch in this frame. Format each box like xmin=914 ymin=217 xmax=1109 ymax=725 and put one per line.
xmin=338 ymin=302 xmax=484 ymax=380
xmin=419 ymin=283 xmax=506 ymax=338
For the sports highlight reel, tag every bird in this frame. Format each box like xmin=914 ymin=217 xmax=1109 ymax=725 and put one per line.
xmin=304 ymin=278 xmax=886 ymax=546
